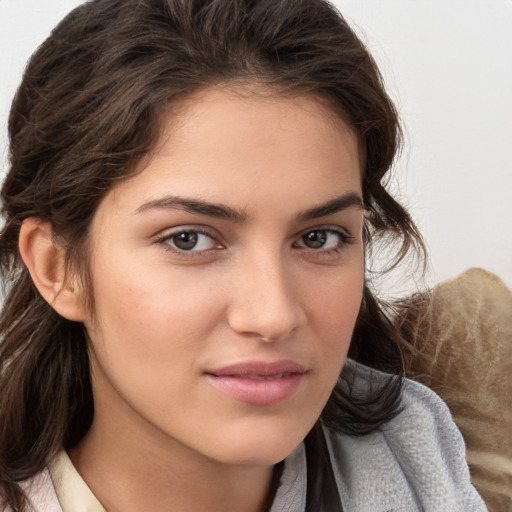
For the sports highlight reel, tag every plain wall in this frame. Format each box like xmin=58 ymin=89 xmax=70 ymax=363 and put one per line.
xmin=1 ymin=0 xmax=511 ymax=295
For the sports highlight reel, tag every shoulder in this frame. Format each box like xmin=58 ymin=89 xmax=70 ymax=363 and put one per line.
xmin=323 ymin=360 xmax=487 ymax=512
xmin=13 ymin=469 xmax=63 ymax=512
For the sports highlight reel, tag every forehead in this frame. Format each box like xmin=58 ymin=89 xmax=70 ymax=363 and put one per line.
xmin=97 ymin=85 xmax=362 ymax=220
xmin=156 ymin=84 xmax=359 ymax=161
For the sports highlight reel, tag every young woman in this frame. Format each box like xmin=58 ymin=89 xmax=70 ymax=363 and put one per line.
xmin=0 ymin=1 xmax=486 ymax=511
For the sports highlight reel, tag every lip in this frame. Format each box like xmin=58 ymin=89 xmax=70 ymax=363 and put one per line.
xmin=205 ymin=360 xmax=306 ymax=406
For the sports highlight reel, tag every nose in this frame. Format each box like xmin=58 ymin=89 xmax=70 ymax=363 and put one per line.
xmin=226 ymin=250 xmax=306 ymax=343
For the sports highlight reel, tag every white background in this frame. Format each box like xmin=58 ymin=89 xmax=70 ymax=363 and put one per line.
xmin=1 ymin=0 xmax=511 ymax=295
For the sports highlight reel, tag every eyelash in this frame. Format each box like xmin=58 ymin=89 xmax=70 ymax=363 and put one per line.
xmin=154 ymin=226 xmax=355 ymax=258
xmin=294 ymin=227 xmax=355 ymax=257
xmin=155 ymin=228 xmax=221 ymax=256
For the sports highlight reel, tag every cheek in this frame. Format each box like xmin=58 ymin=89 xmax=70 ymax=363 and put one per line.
xmin=84 ymin=262 xmax=229 ymax=424
xmin=302 ymin=260 xmax=364 ymax=378
xmin=305 ymin=263 xmax=364 ymax=335
xmin=86 ymin=257 xmax=227 ymax=367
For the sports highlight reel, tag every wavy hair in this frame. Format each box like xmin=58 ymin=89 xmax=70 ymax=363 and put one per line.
xmin=0 ymin=0 xmax=425 ymax=509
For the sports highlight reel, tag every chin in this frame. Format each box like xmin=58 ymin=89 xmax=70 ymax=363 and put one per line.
xmin=204 ymin=423 xmax=310 ymax=467
xmin=217 ymin=445 xmax=298 ymax=467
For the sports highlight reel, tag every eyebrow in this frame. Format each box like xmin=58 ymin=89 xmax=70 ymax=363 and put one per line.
xmin=296 ymin=192 xmax=364 ymax=221
xmin=136 ymin=191 xmax=363 ymax=223
xmin=136 ymin=196 xmax=248 ymax=222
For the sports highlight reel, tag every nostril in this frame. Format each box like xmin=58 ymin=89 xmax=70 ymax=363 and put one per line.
xmin=226 ymin=260 xmax=306 ymax=341
xmin=227 ymin=300 xmax=305 ymax=343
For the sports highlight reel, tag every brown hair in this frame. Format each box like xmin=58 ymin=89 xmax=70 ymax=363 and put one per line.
xmin=0 ymin=0 xmax=424 ymax=509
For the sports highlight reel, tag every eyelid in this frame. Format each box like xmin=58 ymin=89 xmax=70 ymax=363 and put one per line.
xmin=294 ymin=225 xmax=354 ymax=242
xmin=154 ymin=225 xmax=225 ymax=254
xmin=293 ymin=225 xmax=356 ymax=254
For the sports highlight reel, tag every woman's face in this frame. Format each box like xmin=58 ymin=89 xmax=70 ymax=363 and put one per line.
xmin=83 ymin=86 xmax=365 ymax=467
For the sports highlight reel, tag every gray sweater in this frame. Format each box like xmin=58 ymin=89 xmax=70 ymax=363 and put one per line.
xmin=20 ymin=361 xmax=486 ymax=512
xmin=271 ymin=361 xmax=487 ymax=511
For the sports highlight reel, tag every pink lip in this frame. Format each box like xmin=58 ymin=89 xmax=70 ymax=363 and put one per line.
xmin=205 ymin=360 xmax=306 ymax=406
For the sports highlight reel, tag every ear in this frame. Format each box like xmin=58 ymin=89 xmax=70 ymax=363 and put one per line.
xmin=18 ymin=218 xmax=87 ymax=322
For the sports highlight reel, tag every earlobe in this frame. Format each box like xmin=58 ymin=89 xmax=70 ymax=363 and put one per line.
xmin=18 ymin=218 xmax=86 ymax=322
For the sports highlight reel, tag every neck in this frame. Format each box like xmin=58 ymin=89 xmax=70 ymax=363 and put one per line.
xmin=69 ymin=403 xmax=277 ymax=512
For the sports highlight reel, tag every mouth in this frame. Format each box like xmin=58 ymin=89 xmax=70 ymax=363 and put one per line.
xmin=205 ymin=360 xmax=306 ymax=406
xmin=221 ymin=372 xmax=294 ymax=380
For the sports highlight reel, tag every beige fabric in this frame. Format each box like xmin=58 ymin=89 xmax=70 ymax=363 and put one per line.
xmin=48 ymin=451 xmax=105 ymax=512
xmin=401 ymin=268 xmax=512 ymax=512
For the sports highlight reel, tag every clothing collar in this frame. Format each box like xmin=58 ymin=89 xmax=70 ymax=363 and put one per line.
xmin=49 ymin=451 xmax=105 ymax=512
xmin=48 ymin=444 xmax=307 ymax=512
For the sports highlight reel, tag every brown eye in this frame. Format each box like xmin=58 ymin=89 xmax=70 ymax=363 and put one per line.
xmin=158 ymin=230 xmax=219 ymax=253
xmin=302 ymin=230 xmax=328 ymax=249
xmin=295 ymin=228 xmax=354 ymax=253
xmin=172 ymin=232 xmax=199 ymax=250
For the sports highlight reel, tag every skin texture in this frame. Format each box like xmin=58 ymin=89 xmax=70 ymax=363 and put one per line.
xmin=54 ymin=86 xmax=364 ymax=511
